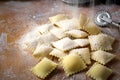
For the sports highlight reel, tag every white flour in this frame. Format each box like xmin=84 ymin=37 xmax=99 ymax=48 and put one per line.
xmin=0 ymin=33 xmax=8 ymax=54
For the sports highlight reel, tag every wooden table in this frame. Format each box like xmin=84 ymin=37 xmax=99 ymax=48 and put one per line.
xmin=0 ymin=0 xmax=120 ymax=80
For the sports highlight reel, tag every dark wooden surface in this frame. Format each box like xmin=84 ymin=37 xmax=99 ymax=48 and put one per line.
xmin=0 ymin=0 xmax=120 ymax=80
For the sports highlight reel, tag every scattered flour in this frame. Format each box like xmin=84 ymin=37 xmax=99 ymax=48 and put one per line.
xmin=0 ymin=33 xmax=8 ymax=54
xmin=3 ymin=67 xmax=16 ymax=79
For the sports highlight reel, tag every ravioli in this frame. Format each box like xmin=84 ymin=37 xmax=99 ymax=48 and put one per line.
xmin=49 ymin=14 xmax=68 ymax=24
xmin=70 ymin=48 xmax=91 ymax=65
xmin=74 ymin=39 xmax=90 ymax=47
xmin=91 ymin=50 xmax=115 ymax=65
xmin=60 ymin=54 xmax=87 ymax=76
xmin=65 ymin=29 xmax=88 ymax=38
xmin=52 ymin=37 xmax=79 ymax=51
xmin=50 ymin=27 xmax=66 ymax=39
xmin=24 ymin=13 xmax=117 ymax=79
xmin=33 ymin=43 xmax=53 ymax=59
xmin=88 ymin=33 xmax=115 ymax=51
xmin=86 ymin=63 xmax=112 ymax=80
xmin=40 ymin=32 xmax=58 ymax=44
xmin=83 ymin=19 xmax=101 ymax=35
xmin=55 ymin=18 xmax=80 ymax=31
xmin=31 ymin=58 xmax=57 ymax=79
xmin=79 ymin=13 xmax=89 ymax=29
xmin=38 ymin=23 xmax=53 ymax=34
xmin=25 ymin=31 xmax=41 ymax=52
xmin=49 ymin=48 xmax=67 ymax=58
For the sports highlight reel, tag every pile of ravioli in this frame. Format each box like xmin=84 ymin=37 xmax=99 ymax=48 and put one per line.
xmin=24 ymin=14 xmax=116 ymax=80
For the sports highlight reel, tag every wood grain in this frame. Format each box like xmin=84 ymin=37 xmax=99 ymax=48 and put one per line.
xmin=0 ymin=0 xmax=120 ymax=80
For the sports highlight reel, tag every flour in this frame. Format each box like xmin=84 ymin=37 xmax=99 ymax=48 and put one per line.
xmin=3 ymin=67 xmax=16 ymax=79
xmin=0 ymin=33 xmax=8 ymax=54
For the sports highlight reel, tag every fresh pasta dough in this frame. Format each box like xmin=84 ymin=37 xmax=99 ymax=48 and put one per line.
xmin=70 ymin=48 xmax=91 ymax=65
xmin=31 ymin=58 xmax=57 ymax=79
xmin=86 ymin=63 xmax=112 ymax=80
xmin=24 ymin=31 xmax=41 ymax=52
xmin=49 ymin=48 xmax=67 ymax=58
xmin=49 ymin=14 xmax=68 ymax=24
xmin=33 ymin=43 xmax=53 ymax=59
xmin=50 ymin=27 xmax=66 ymax=39
xmin=91 ymin=50 xmax=115 ymax=65
xmin=65 ymin=29 xmax=88 ymax=38
xmin=83 ymin=19 xmax=101 ymax=35
xmin=79 ymin=13 xmax=89 ymax=29
xmin=74 ymin=39 xmax=90 ymax=47
xmin=60 ymin=54 xmax=87 ymax=76
xmin=38 ymin=23 xmax=53 ymax=34
xmin=52 ymin=37 xmax=79 ymax=51
xmin=23 ymin=13 xmax=116 ymax=79
xmin=40 ymin=32 xmax=58 ymax=44
xmin=88 ymin=33 xmax=115 ymax=51
xmin=55 ymin=18 xmax=80 ymax=31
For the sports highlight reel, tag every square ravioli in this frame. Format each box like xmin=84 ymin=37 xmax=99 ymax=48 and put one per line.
xmin=31 ymin=58 xmax=57 ymax=79
xmin=74 ymin=39 xmax=90 ymax=47
xmin=70 ymin=48 xmax=91 ymax=65
xmin=52 ymin=37 xmax=79 ymax=51
xmin=65 ymin=29 xmax=88 ymax=38
xmin=91 ymin=50 xmax=115 ymax=65
xmin=49 ymin=48 xmax=67 ymax=58
xmin=86 ymin=63 xmax=112 ymax=80
xmin=83 ymin=19 xmax=101 ymax=35
xmin=55 ymin=18 xmax=80 ymax=31
xmin=40 ymin=32 xmax=58 ymax=44
xmin=88 ymin=33 xmax=115 ymax=51
xmin=38 ymin=23 xmax=53 ymax=34
xmin=60 ymin=54 xmax=87 ymax=76
xmin=33 ymin=43 xmax=53 ymax=59
xmin=24 ymin=31 xmax=41 ymax=52
xmin=50 ymin=27 xmax=66 ymax=39
xmin=79 ymin=13 xmax=89 ymax=29
xmin=49 ymin=14 xmax=68 ymax=24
